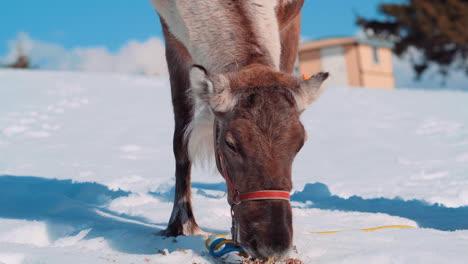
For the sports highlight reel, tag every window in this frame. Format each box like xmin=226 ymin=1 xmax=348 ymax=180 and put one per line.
xmin=372 ymin=46 xmax=380 ymax=64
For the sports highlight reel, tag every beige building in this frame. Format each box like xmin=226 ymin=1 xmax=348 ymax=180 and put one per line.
xmin=298 ymin=37 xmax=395 ymax=89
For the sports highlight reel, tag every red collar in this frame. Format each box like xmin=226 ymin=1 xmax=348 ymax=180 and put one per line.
xmin=216 ymin=149 xmax=290 ymax=205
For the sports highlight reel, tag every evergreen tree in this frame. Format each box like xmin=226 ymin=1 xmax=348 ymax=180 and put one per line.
xmin=357 ymin=0 xmax=468 ymax=79
xmin=2 ymin=37 xmax=32 ymax=69
xmin=6 ymin=55 xmax=30 ymax=69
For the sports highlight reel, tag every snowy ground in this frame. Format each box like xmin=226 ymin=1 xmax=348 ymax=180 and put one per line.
xmin=0 ymin=69 xmax=467 ymax=264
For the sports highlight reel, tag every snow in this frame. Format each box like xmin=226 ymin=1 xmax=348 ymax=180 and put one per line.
xmin=1 ymin=69 xmax=468 ymax=263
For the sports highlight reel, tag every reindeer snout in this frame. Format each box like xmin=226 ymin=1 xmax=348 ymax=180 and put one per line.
xmin=253 ymin=232 xmax=292 ymax=259
xmin=235 ymin=200 xmax=293 ymax=260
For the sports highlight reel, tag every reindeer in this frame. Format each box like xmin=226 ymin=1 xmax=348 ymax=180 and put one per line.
xmin=150 ymin=0 xmax=328 ymax=259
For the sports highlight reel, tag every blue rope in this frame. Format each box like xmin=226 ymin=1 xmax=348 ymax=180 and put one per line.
xmin=209 ymin=238 xmax=245 ymax=258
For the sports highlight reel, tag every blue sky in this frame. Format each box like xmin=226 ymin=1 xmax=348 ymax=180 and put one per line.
xmin=1 ymin=0 xmax=398 ymax=54
xmin=2 ymin=0 xmax=466 ymax=89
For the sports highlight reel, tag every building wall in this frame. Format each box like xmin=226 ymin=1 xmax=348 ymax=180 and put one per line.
xmin=362 ymin=74 xmax=395 ymax=89
xmin=298 ymin=41 xmax=395 ymax=89
xmin=320 ymin=46 xmax=348 ymax=87
xmin=357 ymin=45 xmax=393 ymax=73
xmin=344 ymin=44 xmax=362 ymax=87
xmin=356 ymin=45 xmax=395 ymax=89
xmin=298 ymin=49 xmax=321 ymax=75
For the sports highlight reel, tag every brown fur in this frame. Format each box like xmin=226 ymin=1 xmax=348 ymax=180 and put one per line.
xmin=279 ymin=15 xmax=302 ymax=73
xmin=226 ymin=65 xmax=299 ymax=91
xmin=276 ymin=0 xmax=304 ymax=28
xmin=213 ymin=0 xmax=277 ymax=71
xmin=214 ymin=69 xmax=305 ymax=258
xmin=159 ymin=20 xmax=202 ymax=236
xmin=155 ymin=0 xmax=325 ymax=260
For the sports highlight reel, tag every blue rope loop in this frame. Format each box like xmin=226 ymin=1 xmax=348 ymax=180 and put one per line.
xmin=209 ymin=238 xmax=245 ymax=258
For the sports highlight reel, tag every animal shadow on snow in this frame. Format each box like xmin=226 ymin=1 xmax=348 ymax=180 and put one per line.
xmin=150 ymin=182 xmax=227 ymax=202
xmin=292 ymin=182 xmax=468 ymax=231
xmin=0 ymin=175 xmax=209 ymax=255
xmin=152 ymin=180 xmax=468 ymax=231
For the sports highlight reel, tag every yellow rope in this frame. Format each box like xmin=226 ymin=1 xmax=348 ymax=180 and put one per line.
xmin=207 ymin=225 xmax=415 ymax=245
xmin=206 ymin=225 xmax=415 ymax=258
xmin=310 ymin=225 xmax=415 ymax=235
xmin=205 ymin=234 xmax=249 ymax=258
xmin=205 ymin=234 xmax=228 ymax=250
xmin=213 ymin=239 xmax=236 ymax=251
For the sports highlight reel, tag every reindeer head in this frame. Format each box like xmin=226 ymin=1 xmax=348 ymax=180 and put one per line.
xmin=190 ymin=65 xmax=328 ymax=259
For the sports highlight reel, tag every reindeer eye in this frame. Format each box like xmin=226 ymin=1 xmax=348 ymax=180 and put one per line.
xmin=225 ymin=138 xmax=237 ymax=152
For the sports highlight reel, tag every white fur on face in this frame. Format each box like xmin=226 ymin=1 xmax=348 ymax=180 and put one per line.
xmin=207 ymin=75 xmax=236 ymax=113
xmin=189 ymin=66 xmax=214 ymax=103
xmin=189 ymin=67 xmax=236 ymax=113
xmin=184 ymin=104 xmax=216 ymax=167
xmin=186 ymin=68 xmax=236 ymax=167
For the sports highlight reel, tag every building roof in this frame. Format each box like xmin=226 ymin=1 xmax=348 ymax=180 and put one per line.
xmin=299 ymin=37 xmax=393 ymax=52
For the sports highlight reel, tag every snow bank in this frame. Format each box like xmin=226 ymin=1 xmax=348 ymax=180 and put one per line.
xmin=1 ymin=69 xmax=467 ymax=263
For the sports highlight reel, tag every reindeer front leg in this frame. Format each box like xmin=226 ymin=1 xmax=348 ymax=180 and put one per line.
xmin=160 ymin=21 xmax=203 ymax=237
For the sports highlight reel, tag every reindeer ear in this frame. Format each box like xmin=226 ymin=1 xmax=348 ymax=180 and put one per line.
xmin=190 ymin=65 xmax=214 ymax=102
xmin=295 ymin=72 xmax=329 ymax=112
xmin=189 ymin=65 xmax=236 ymax=113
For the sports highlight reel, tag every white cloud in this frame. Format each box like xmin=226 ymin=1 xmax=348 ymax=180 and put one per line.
xmin=1 ymin=32 xmax=168 ymax=75
xmin=3 ymin=32 xmax=467 ymax=90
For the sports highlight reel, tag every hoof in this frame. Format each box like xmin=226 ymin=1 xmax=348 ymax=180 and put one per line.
xmin=159 ymin=221 xmax=208 ymax=237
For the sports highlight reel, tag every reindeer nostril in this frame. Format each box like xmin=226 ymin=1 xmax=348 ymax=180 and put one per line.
xmin=250 ymin=238 xmax=258 ymax=251
xmin=249 ymin=237 xmax=291 ymax=259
